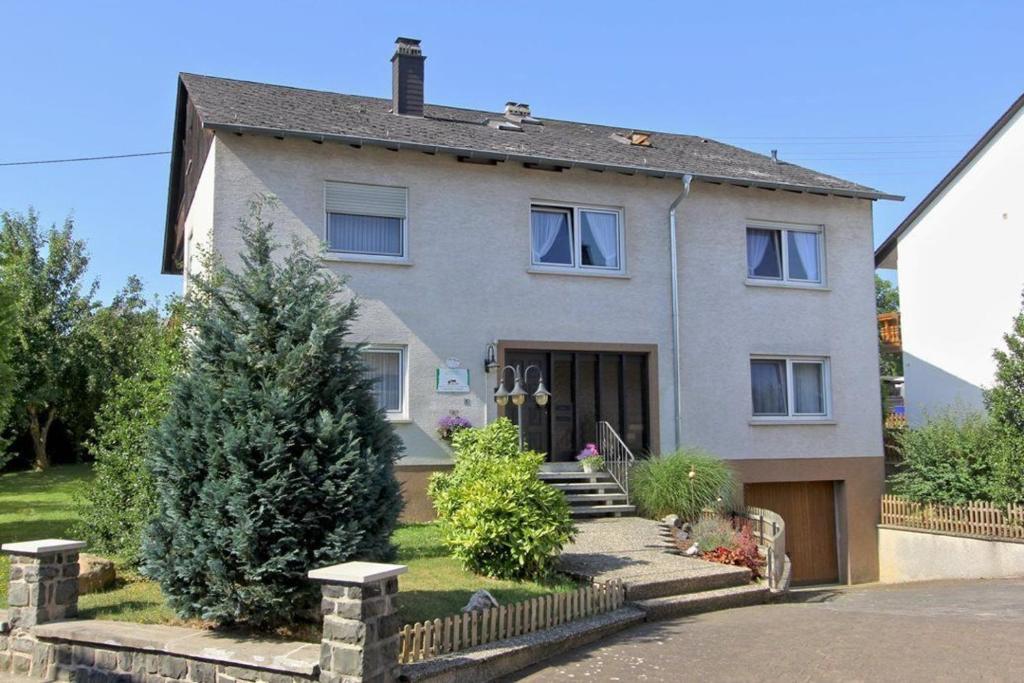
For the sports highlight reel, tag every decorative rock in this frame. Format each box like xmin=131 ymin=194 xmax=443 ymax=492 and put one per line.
xmin=461 ymin=589 xmax=499 ymax=613
xmin=77 ymin=554 xmax=116 ymax=594
xmin=684 ymin=542 xmax=701 ymax=557
xmin=662 ymin=514 xmax=682 ymax=529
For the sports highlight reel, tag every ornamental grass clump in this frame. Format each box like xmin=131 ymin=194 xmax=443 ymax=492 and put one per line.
xmin=631 ymin=449 xmax=736 ymax=521
xmin=428 ymin=418 xmax=575 ymax=581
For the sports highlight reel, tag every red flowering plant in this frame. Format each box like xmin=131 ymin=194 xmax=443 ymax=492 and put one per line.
xmin=699 ymin=520 xmax=764 ymax=579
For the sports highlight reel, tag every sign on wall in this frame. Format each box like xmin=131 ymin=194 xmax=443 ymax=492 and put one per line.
xmin=436 ymin=367 xmax=470 ymax=393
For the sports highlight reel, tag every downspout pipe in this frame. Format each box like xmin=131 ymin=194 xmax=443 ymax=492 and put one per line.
xmin=668 ymin=174 xmax=693 ymax=449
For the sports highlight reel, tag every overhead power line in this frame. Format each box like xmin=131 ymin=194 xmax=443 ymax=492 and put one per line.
xmin=0 ymin=151 xmax=170 ymax=167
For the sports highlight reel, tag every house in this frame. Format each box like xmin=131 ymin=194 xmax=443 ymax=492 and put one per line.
xmin=162 ymin=37 xmax=900 ymax=584
xmin=875 ymin=92 xmax=1024 ymax=426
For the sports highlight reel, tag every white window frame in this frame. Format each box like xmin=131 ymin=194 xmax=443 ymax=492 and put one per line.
xmin=529 ymin=203 xmax=625 ymax=274
xmin=750 ymin=355 xmax=832 ymax=422
xmin=746 ymin=223 xmax=825 ymax=287
xmin=323 ymin=181 xmax=410 ymax=264
xmin=362 ymin=345 xmax=409 ymax=421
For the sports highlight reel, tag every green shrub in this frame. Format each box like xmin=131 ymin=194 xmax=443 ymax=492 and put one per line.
xmin=428 ymin=418 xmax=574 ymax=581
xmin=889 ymin=411 xmax=1020 ymax=505
xmin=690 ymin=517 xmax=736 ymax=551
xmin=74 ymin=302 xmax=182 ymax=565
xmin=142 ymin=199 xmax=402 ymax=629
xmin=631 ymin=449 xmax=735 ymax=521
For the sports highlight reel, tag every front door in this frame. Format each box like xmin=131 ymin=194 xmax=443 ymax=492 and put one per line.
xmin=502 ymin=349 xmax=650 ymax=461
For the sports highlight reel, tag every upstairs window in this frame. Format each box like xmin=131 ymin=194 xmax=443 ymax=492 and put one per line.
xmin=531 ymin=205 xmax=622 ymax=272
xmin=746 ymin=225 xmax=823 ymax=284
xmin=751 ymin=356 xmax=830 ymax=419
xmin=325 ymin=181 xmax=407 ymax=259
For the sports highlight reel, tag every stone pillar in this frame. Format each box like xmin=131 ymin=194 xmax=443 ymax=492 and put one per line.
xmin=309 ymin=561 xmax=407 ymax=683
xmin=2 ymin=539 xmax=86 ymax=628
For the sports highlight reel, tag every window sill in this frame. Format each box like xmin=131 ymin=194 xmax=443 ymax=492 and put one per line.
xmin=322 ymin=253 xmax=413 ymax=267
xmin=749 ymin=418 xmax=837 ymax=426
xmin=386 ymin=416 xmax=413 ymax=424
xmin=527 ymin=267 xmax=630 ymax=280
xmin=745 ymin=279 xmax=829 ymax=292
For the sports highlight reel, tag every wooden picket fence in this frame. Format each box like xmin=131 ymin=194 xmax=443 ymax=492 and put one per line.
xmin=881 ymin=495 xmax=1024 ymax=540
xmin=398 ymin=580 xmax=625 ymax=664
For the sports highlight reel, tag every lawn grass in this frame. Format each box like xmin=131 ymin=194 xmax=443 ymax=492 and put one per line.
xmin=1 ymin=464 xmax=576 ymax=633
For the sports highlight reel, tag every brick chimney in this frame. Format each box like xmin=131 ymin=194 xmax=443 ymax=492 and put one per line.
xmin=391 ymin=37 xmax=425 ymax=116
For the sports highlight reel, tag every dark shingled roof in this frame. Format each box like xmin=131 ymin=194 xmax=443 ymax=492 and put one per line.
xmin=179 ymin=73 xmax=899 ymax=201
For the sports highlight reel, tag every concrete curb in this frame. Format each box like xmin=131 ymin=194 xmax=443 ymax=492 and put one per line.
xmin=399 ymin=606 xmax=645 ymax=683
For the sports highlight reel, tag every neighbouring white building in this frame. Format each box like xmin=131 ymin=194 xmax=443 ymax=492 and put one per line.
xmin=876 ymin=92 xmax=1024 ymax=426
xmin=163 ymin=38 xmax=900 ymax=584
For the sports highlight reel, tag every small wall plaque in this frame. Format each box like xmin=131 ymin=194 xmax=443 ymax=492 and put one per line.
xmin=436 ymin=367 xmax=470 ymax=393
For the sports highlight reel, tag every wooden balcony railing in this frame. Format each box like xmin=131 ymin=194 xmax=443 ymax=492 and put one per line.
xmin=878 ymin=311 xmax=901 ymax=351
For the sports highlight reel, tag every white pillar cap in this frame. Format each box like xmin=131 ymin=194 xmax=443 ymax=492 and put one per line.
xmin=1 ymin=539 xmax=87 ymax=556
xmin=308 ymin=561 xmax=407 ymax=585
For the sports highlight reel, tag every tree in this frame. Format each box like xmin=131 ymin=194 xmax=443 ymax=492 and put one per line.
xmin=0 ymin=277 xmax=17 ymax=463
xmin=67 ymin=275 xmax=163 ymax=449
xmin=875 ymin=274 xmax=899 ymax=313
xmin=0 ymin=210 xmax=97 ymax=469
xmin=75 ymin=299 xmax=183 ymax=565
xmin=142 ymin=198 xmax=403 ymax=628
xmin=983 ymin=290 xmax=1024 ymax=503
xmin=876 ymin=275 xmax=903 ymax=378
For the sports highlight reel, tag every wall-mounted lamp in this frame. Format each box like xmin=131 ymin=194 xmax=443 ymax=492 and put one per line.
xmin=484 ymin=343 xmax=499 ymax=373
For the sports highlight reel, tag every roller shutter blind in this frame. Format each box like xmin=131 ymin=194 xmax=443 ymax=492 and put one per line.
xmin=325 ymin=181 xmax=407 ymax=218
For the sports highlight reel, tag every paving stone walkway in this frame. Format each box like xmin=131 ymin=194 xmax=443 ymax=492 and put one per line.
xmin=510 ymin=578 xmax=1024 ymax=682
xmin=558 ymin=518 xmax=748 ymax=597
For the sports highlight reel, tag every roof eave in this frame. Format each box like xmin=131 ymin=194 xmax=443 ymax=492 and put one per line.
xmin=161 ymin=77 xmax=188 ymax=275
xmin=205 ymin=121 xmax=903 ymax=202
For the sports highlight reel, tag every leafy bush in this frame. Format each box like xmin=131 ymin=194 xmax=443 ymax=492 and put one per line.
xmin=888 ymin=412 xmax=1018 ymax=505
xmin=74 ymin=301 xmax=182 ymax=565
xmin=631 ymin=449 xmax=736 ymax=521
xmin=690 ymin=517 xmax=737 ymax=551
xmin=428 ymin=418 xmax=574 ymax=581
xmin=142 ymin=199 xmax=402 ymax=629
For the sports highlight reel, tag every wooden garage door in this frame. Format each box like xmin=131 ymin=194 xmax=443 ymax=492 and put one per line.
xmin=744 ymin=481 xmax=839 ymax=585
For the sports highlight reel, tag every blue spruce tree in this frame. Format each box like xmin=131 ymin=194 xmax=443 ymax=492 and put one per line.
xmin=143 ymin=198 xmax=402 ymax=628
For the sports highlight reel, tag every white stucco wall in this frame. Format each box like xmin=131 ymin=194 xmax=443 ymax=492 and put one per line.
xmin=182 ymin=141 xmax=217 ymax=285
xmin=198 ymin=134 xmax=882 ymax=465
xmin=879 ymin=527 xmax=1024 ymax=583
xmin=895 ymin=107 xmax=1024 ymax=425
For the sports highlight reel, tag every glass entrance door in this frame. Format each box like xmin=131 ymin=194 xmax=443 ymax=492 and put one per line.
xmin=502 ymin=349 xmax=650 ymax=461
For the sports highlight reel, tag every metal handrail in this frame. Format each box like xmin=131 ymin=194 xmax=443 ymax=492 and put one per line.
xmin=596 ymin=421 xmax=635 ymax=503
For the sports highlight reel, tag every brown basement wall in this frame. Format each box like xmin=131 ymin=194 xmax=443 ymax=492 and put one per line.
xmin=730 ymin=456 xmax=884 ymax=584
xmin=398 ymin=456 xmax=883 ymax=584
xmin=396 ymin=464 xmax=451 ymax=522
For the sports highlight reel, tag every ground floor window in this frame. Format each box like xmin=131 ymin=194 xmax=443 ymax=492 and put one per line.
xmin=362 ymin=346 xmax=406 ymax=415
xmin=750 ymin=356 xmax=830 ymax=419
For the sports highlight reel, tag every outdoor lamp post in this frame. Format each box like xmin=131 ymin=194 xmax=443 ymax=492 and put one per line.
xmin=493 ymin=364 xmax=550 ymax=449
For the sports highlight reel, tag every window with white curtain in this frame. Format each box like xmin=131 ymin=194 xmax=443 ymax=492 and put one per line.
xmin=746 ymin=225 xmax=823 ymax=284
xmin=750 ymin=356 xmax=830 ymax=419
xmin=325 ymin=181 xmax=407 ymax=259
xmin=531 ymin=204 xmax=622 ymax=272
xmin=362 ymin=347 xmax=406 ymax=415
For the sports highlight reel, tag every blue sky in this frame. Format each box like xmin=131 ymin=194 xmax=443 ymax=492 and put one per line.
xmin=1 ymin=1 xmax=1021 ymax=301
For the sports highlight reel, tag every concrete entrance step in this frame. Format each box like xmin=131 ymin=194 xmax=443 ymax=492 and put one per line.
xmin=571 ymin=504 xmax=636 ymax=517
xmin=550 ymin=481 xmax=622 ymax=492
xmin=624 ymin=563 xmax=751 ymax=601
xmin=632 ymin=582 xmax=771 ymax=621
xmin=564 ymin=493 xmax=628 ymax=504
xmin=539 ymin=471 xmax=615 ymax=481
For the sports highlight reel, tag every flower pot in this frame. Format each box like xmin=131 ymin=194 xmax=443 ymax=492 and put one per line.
xmin=582 ymin=461 xmax=598 ymax=473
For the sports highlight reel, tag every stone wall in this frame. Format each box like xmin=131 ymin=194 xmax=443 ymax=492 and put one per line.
xmin=1 ymin=539 xmax=407 ymax=682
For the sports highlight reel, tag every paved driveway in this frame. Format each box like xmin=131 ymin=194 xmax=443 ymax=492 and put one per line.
xmin=509 ymin=579 xmax=1024 ymax=682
